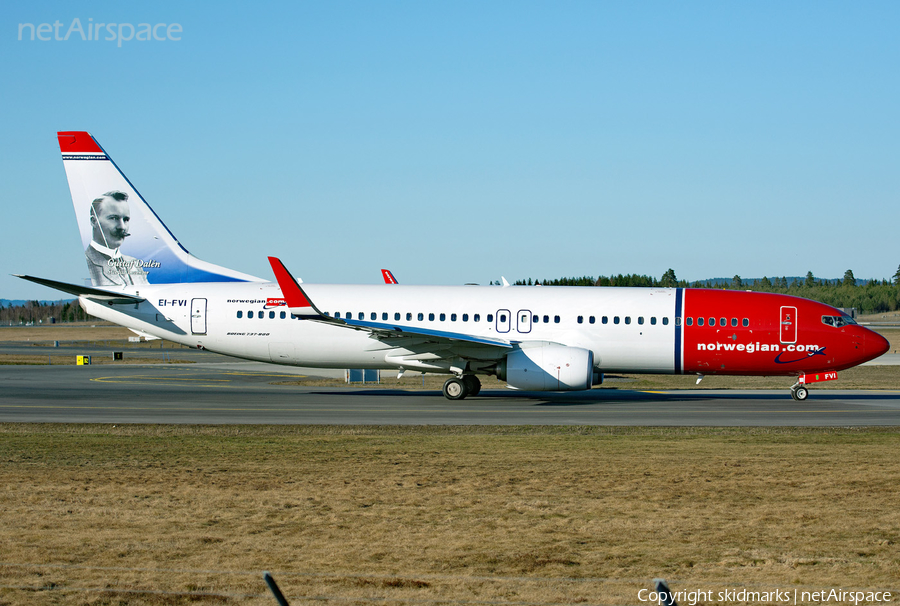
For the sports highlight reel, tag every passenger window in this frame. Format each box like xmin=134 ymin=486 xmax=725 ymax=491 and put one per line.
xmin=371 ymin=312 xmax=377 ymax=320
xmin=686 ymin=317 xmax=692 ymax=326
xmin=359 ymin=312 xmax=365 ymax=320
xmin=533 ymin=315 xmax=539 ymax=323
xmin=332 ymin=312 xmax=338 ymax=319
xmin=346 ymin=312 xmax=352 ymax=319
xmin=709 ymin=317 xmax=715 ymax=326
xmin=418 ymin=313 xmax=424 ymax=321
xmin=731 ymin=318 xmax=737 ymax=327
xmin=407 ymin=313 xmax=412 ymax=321
xmin=270 ymin=311 xmax=276 ymax=319
xmin=720 ymin=318 xmax=726 ymax=327
xmin=382 ymin=312 xmax=388 ymax=321
xmin=451 ymin=313 xmax=457 ymax=321
xmin=259 ymin=311 xmax=265 ymax=320
xmin=614 ymin=316 xmax=620 ymax=324
xmin=462 ymin=314 xmax=468 ymax=322
xmin=697 ymin=317 xmax=704 ymax=326
xmin=650 ymin=317 xmax=657 ymax=325
xmin=499 ymin=313 xmax=506 ymax=322
xmin=742 ymin=318 xmax=749 ymax=327
xmin=638 ymin=317 xmax=644 ymax=325
xmin=589 ymin=316 xmax=595 ymax=324
xmin=543 ymin=315 xmax=549 ymax=323
xmin=280 ymin=311 xmax=286 ymax=319
xmin=440 ymin=313 xmax=446 ymax=321
xmin=625 ymin=316 xmax=631 ymax=325
xmin=577 ymin=316 xmax=584 ymax=324
xmin=429 ymin=313 xmax=435 ymax=321
xmin=602 ymin=316 xmax=608 ymax=324
xmin=392 ymin=313 xmax=398 ymax=321
xmin=248 ymin=311 xmax=254 ymax=319
xmin=474 ymin=314 xmax=481 ymax=322
xmin=237 ymin=311 xmax=243 ymax=319
xmin=554 ymin=315 xmax=560 ymax=323
xmin=487 ymin=314 xmax=494 ymax=322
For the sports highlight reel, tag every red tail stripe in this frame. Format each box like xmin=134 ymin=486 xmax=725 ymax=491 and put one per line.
xmin=58 ymin=131 xmax=103 ymax=154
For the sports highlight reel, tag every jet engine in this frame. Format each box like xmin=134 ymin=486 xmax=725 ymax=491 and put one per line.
xmin=497 ymin=345 xmax=594 ymax=391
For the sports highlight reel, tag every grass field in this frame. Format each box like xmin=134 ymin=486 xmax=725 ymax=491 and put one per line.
xmin=1 ymin=425 xmax=898 ymax=605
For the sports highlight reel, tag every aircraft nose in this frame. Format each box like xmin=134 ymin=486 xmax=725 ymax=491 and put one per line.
xmin=862 ymin=329 xmax=890 ymax=363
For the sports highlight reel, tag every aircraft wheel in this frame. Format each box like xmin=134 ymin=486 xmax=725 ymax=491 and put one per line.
xmin=463 ymin=375 xmax=481 ymax=397
xmin=791 ymin=385 xmax=809 ymax=401
xmin=443 ymin=377 xmax=468 ymax=400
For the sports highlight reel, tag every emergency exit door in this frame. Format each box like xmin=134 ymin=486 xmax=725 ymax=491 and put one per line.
xmin=780 ymin=306 xmax=797 ymax=344
xmin=191 ymin=298 xmax=207 ymax=334
xmin=517 ymin=309 xmax=532 ymax=333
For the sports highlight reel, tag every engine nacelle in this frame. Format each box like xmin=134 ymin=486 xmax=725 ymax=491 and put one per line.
xmin=497 ymin=345 xmax=594 ymax=391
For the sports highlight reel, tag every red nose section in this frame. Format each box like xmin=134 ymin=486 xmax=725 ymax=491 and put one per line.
xmin=863 ymin=329 xmax=890 ymax=363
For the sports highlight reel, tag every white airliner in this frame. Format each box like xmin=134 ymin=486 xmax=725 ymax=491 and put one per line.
xmin=17 ymin=132 xmax=889 ymax=401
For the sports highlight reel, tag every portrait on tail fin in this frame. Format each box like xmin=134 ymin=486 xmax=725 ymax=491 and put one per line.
xmin=85 ymin=190 xmax=149 ymax=286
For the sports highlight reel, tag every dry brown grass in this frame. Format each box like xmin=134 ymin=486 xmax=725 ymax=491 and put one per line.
xmin=0 ymin=425 xmax=898 ymax=605
xmin=0 ymin=322 xmax=131 ymax=342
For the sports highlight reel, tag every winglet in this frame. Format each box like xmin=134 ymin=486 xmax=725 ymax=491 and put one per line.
xmin=381 ymin=269 xmax=398 ymax=284
xmin=267 ymin=257 xmax=321 ymax=317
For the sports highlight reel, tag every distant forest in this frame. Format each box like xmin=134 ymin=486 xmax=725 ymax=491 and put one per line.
xmin=512 ymin=267 xmax=900 ymax=314
xmin=4 ymin=266 xmax=900 ymax=325
xmin=1 ymin=300 xmax=92 ymax=326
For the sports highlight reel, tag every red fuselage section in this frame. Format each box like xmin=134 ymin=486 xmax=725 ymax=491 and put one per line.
xmin=682 ymin=289 xmax=888 ymax=376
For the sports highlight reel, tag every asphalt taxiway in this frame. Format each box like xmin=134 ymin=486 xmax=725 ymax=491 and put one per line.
xmin=2 ymin=364 xmax=899 ymax=426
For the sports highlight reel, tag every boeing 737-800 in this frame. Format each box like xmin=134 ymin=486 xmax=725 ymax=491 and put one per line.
xmin=17 ymin=132 xmax=889 ymax=401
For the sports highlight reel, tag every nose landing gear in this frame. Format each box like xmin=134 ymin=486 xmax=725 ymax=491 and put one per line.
xmin=789 ymin=371 xmax=838 ymax=401
xmin=790 ymin=383 xmax=809 ymax=401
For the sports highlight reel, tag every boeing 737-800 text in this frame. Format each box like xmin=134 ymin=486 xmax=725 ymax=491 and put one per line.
xmin=17 ymin=132 xmax=889 ymax=401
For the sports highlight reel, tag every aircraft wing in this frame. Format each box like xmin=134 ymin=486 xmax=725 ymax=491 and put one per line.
xmin=267 ymin=257 xmax=513 ymax=350
xmin=14 ymin=274 xmax=146 ymax=304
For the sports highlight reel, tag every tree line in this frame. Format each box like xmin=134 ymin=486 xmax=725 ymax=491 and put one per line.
xmin=0 ymin=300 xmax=93 ymax=326
xmin=5 ymin=265 xmax=900 ymax=324
xmin=514 ymin=266 xmax=900 ymax=314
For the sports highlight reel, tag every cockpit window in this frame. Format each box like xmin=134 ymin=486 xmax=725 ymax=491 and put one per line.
xmin=822 ymin=314 xmax=857 ymax=328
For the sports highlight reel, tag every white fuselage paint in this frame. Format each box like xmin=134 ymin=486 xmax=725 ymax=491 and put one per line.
xmin=80 ymin=282 xmax=680 ymax=374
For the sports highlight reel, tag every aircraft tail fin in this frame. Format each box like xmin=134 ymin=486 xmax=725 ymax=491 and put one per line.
xmin=58 ymin=131 xmax=263 ymax=286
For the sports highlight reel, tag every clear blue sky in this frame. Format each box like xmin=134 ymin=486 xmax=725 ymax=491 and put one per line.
xmin=3 ymin=1 xmax=899 ymax=299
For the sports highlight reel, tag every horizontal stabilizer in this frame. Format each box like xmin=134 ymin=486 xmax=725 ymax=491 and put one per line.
xmin=14 ymin=274 xmax=145 ymax=304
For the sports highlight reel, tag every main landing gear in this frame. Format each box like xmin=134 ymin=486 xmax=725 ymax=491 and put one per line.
xmin=442 ymin=375 xmax=482 ymax=400
xmin=790 ymin=382 xmax=809 ymax=401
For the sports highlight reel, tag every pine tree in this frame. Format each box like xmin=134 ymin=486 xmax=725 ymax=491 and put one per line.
xmin=660 ymin=268 xmax=677 ymax=287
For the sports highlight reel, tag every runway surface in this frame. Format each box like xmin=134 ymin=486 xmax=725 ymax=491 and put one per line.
xmin=2 ymin=364 xmax=900 ymax=426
